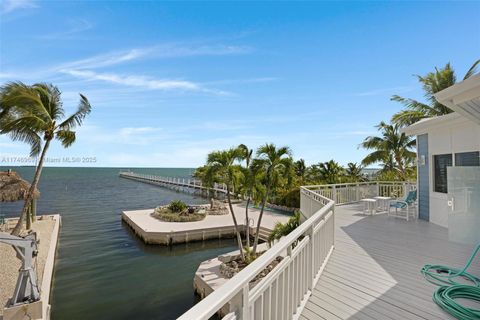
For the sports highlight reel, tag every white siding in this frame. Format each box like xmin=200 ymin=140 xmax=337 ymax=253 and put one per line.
xmin=426 ymin=119 xmax=480 ymax=227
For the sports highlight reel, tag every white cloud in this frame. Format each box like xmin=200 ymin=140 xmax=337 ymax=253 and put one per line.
xmin=62 ymin=69 xmax=200 ymax=91
xmin=1 ymin=0 xmax=37 ymax=14
xmin=57 ymin=43 xmax=251 ymax=71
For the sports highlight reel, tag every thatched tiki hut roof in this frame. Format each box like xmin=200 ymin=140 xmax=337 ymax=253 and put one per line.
xmin=0 ymin=170 xmax=40 ymax=202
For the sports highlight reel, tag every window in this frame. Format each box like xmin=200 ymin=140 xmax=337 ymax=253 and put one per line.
xmin=455 ymin=151 xmax=480 ymax=167
xmin=434 ymin=154 xmax=452 ymax=193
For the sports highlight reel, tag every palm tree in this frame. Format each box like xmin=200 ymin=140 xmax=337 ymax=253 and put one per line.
xmin=391 ymin=60 xmax=480 ymax=127
xmin=294 ymin=159 xmax=307 ymax=183
xmin=315 ymin=160 xmax=345 ymax=184
xmin=238 ymin=144 xmax=254 ymax=249
xmin=206 ymin=148 xmax=246 ymax=260
xmin=345 ymin=162 xmax=365 ymax=182
xmin=0 ymin=82 xmax=91 ymax=235
xmin=252 ymin=143 xmax=292 ymax=255
xmin=360 ymin=121 xmax=416 ymax=180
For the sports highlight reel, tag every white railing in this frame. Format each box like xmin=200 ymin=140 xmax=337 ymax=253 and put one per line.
xmin=119 ymin=171 xmax=229 ymax=193
xmin=304 ymin=181 xmax=415 ymax=206
xmin=178 ymin=187 xmax=335 ymax=320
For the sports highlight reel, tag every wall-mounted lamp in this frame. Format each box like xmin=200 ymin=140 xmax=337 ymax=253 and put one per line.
xmin=418 ymin=155 xmax=426 ymax=166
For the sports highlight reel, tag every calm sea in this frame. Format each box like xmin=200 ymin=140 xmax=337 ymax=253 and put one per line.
xmin=0 ymin=167 xmax=237 ymax=320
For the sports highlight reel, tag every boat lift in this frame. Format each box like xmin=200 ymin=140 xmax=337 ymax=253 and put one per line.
xmin=0 ymin=232 xmax=40 ymax=306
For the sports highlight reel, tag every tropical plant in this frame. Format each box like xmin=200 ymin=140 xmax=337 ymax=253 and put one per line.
xmin=168 ymin=200 xmax=188 ymax=213
xmin=206 ymin=148 xmax=246 ymax=260
xmin=360 ymin=121 xmax=416 ymax=180
xmin=309 ymin=160 xmax=345 ymax=184
xmin=294 ymin=159 xmax=307 ymax=183
xmin=252 ymin=143 xmax=292 ymax=255
xmin=0 ymin=82 xmax=91 ymax=235
xmin=268 ymin=211 xmax=300 ymax=244
xmin=238 ymin=144 xmax=254 ymax=249
xmin=391 ymin=60 xmax=480 ymax=127
xmin=345 ymin=162 xmax=365 ymax=182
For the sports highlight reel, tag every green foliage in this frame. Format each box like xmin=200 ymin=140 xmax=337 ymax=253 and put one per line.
xmin=154 ymin=206 xmax=205 ymax=222
xmin=274 ymin=187 xmax=300 ymax=208
xmin=0 ymin=82 xmax=91 ymax=235
xmin=391 ymin=60 xmax=480 ymax=127
xmin=307 ymin=159 xmax=345 ymax=184
xmin=360 ymin=121 xmax=415 ymax=180
xmin=268 ymin=211 xmax=301 ymax=243
xmin=168 ymin=200 xmax=188 ymax=213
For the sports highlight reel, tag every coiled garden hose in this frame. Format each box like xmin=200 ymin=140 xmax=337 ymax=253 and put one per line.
xmin=421 ymin=244 xmax=480 ymax=320
xmin=433 ymin=285 xmax=480 ymax=320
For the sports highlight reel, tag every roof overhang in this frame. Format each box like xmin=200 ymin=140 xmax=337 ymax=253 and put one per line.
xmin=434 ymin=75 xmax=480 ymax=124
xmin=401 ymin=112 xmax=468 ymax=136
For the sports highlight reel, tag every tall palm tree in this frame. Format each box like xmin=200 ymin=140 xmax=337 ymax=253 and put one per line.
xmin=238 ymin=144 xmax=254 ymax=249
xmin=252 ymin=143 xmax=292 ymax=255
xmin=345 ymin=162 xmax=365 ymax=182
xmin=360 ymin=121 xmax=416 ymax=180
xmin=391 ymin=60 xmax=480 ymax=127
xmin=0 ymin=82 xmax=91 ymax=235
xmin=206 ymin=148 xmax=246 ymax=260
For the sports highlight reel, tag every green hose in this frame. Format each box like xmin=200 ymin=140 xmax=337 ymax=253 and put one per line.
xmin=433 ymin=285 xmax=480 ymax=320
xmin=421 ymin=244 xmax=480 ymax=320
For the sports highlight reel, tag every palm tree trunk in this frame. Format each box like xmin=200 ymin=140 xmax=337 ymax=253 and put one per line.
xmin=252 ymin=184 xmax=270 ymax=255
xmin=12 ymin=139 xmax=51 ymax=236
xmin=226 ymin=184 xmax=245 ymax=261
xmin=245 ymin=195 xmax=251 ymax=249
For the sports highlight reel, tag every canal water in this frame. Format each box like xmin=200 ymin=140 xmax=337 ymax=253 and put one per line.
xmin=0 ymin=167 xmax=237 ymax=320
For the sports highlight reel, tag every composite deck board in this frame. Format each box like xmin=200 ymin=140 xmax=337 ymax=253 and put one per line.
xmin=301 ymin=204 xmax=477 ymax=320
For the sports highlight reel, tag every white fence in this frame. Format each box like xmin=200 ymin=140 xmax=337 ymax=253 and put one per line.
xmin=178 ymin=187 xmax=335 ymax=320
xmin=304 ymin=181 xmax=415 ymax=206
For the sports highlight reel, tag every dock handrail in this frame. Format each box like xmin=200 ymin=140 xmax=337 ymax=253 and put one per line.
xmin=178 ymin=186 xmax=335 ymax=320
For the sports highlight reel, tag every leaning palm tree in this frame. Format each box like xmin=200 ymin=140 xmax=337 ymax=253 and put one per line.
xmin=252 ymin=143 xmax=292 ymax=255
xmin=391 ymin=60 xmax=480 ymax=127
xmin=360 ymin=121 xmax=416 ymax=180
xmin=0 ymin=82 xmax=91 ymax=235
xmin=206 ymin=148 xmax=246 ymax=260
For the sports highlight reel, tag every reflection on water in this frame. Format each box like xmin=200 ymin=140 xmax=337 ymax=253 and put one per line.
xmin=0 ymin=167 xmax=237 ymax=320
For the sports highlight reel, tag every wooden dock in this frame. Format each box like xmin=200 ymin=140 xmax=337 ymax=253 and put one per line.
xmin=119 ymin=171 xmax=229 ymax=196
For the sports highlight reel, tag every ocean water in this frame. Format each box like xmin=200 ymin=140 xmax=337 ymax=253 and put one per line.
xmin=0 ymin=167 xmax=237 ymax=320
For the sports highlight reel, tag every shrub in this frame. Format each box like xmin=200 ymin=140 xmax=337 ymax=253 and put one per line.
xmin=153 ymin=206 xmax=206 ymax=222
xmin=274 ymin=187 xmax=300 ymax=208
xmin=168 ymin=200 xmax=188 ymax=213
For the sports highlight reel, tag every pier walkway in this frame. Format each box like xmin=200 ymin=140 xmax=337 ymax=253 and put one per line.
xmin=119 ymin=171 xmax=229 ymax=195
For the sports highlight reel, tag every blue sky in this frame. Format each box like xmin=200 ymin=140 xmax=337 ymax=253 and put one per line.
xmin=0 ymin=0 xmax=479 ymax=168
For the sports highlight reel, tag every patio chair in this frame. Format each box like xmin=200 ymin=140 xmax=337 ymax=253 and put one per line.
xmin=388 ymin=189 xmax=417 ymax=221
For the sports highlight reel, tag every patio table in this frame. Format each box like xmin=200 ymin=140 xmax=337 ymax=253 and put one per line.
xmin=374 ymin=196 xmax=391 ymax=212
xmin=360 ymin=198 xmax=377 ymax=215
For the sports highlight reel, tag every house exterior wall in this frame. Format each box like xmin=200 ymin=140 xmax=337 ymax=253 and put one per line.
xmin=423 ymin=119 xmax=480 ymax=227
xmin=417 ymin=134 xmax=429 ymax=221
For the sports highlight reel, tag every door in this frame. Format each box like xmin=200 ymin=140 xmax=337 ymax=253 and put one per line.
xmin=447 ymin=167 xmax=480 ymax=245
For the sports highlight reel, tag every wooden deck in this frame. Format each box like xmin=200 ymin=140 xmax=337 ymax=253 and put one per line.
xmin=300 ymin=203 xmax=480 ymax=320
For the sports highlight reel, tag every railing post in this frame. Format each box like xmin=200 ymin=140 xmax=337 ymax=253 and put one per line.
xmin=242 ymin=284 xmax=250 ymax=320
xmin=308 ymin=225 xmax=315 ymax=290
xmin=376 ymin=181 xmax=380 ymax=197
xmin=332 ymin=186 xmax=337 ymax=203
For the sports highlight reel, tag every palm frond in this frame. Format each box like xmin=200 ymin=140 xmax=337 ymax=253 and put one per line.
xmin=56 ymin=130 xmax=76 ymax=148
xmin=464 ymin=59 xmax=480 ymax=80
xmin=58 ymin=94 xmax=92 ymax=130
